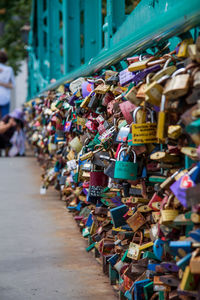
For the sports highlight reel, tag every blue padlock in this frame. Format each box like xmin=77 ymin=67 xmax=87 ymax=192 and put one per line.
xmin=189 ymin=228 xmax=200 ymax=242
xmin=134 ymin=279 xmax=151 ymax=300
xmin=147 ymin=263 xmax=160 ymax=271
xmin=169 ymin=241 xmax=192 ymax=257
xmin=86 ymin=213 xmax=93 ymax=227
xmin=110 ymin=205 xmax=129 ymax=228
xmin=153 ymin=239 xmax=165 ymax=260
xmin=176 ymin=253 xmax=192 ymax=271
xmin=108 ymin=254 xmax=119 ymax=267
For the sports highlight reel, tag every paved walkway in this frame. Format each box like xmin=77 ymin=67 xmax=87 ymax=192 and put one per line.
xmin=0 ymin=155 xmax=117 ymax=300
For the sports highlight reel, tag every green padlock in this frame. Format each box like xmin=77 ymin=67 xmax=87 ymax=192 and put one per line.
xmin=114 ymin=146 xmax=138 ymax=180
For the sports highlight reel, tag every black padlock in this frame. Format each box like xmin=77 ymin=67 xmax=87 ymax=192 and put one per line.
xmin=122 ymin=182 xmax=131 ymax=197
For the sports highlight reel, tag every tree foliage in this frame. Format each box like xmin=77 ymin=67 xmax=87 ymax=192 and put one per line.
xmin=0 ymin=0 xmax=31 ymax=75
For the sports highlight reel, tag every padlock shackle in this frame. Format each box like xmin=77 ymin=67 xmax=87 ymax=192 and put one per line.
xmin=146 ymin=72 xmax=155 ymax=85
xmin=89 ymin=78 xmax=105 ymax=85
xmin=163 ymin=57 xmax=172 ymax=69
xmin=66 ymin=108 xmax=72 ymax=121
xmin=132 ymin=106 xmax=154 ymax=123
xmin=117 ymin=146 xmax=136 ymax=163
xmin=172 ymin=67 xmax=186 ymax=77
xmin=160 ymin=95 xmax=166 ymax=111
xmin=147 ymin=58 xmax=166 ymax=67
xmin=157 ymin=74 xmax=170 ymax=84
xmin=99 ymin=154 xmax=116 ymax=162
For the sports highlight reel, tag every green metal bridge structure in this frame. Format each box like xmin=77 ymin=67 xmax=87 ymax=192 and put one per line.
xmin=28 ymin=0 xmax=200 ymax=100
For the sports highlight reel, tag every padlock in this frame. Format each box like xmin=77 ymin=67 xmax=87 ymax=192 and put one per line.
xmin=119 ymin=68 xmax=135 ymax=86
xmin=98 ymin=126 xmax=117 ymax=144
xmin=177 ymin=38 xmax=194 ymax=58
xmin=110 ymin=205 xmax=129 ymax=228
xmin=88 ymin=93 xmax=101 ymax=110
xmin=136 ymin=82 xmax=146 ymax=100
xmin=127 ymin=242 xmax=141 ymax=260
xmin=116 ymin=125 xmax=130 ymax=143
xmin=160 ymin=209 xmax=179 ymax=224
xmin=81 ymin=80 xmax=94 ymax=98
xmin=163 ymin=68 xmax=190 ymax=99
xmin=119 ymin=101 xmax=136 ymax=124
xmin=156 ymin=95 xmax=167 ymax=142
xmin=179 ymin=266 xmax=196 ymax=291
xmin=69 ymin=77 xmax=85 ymax=94
xmin=126 ymin=211 xmax=146 ymax=232
xmin=114 ymin=147 xmax=138 ymax=180
xmin=196 ymin=35 xmax=200 ymax=63
xmin=133 ymin=64 xmax=161 ymax=86
xmin=79 ymin=145 xmax=103 ymax=161
xmin=152 ymin=57 xmax=176 ymax=81
xmin=132 ymin=106 xmax=157 ymax=144
xmin=133 ymin=279 xmax=151 ymax=300
xmin=124 ymin=85 xmax=143 ymax=106
xmin=128 ymin=57 xmax=154 ymax=72
xmin=144 ymin=73 xmax=164 ymax=106
xmin=188 ymin=44 xmax=197 ymax=60
xmin=80 ymin=94 xmax=91 ymax=108
xmin=168 ymin=125 xmax=182 ymax=140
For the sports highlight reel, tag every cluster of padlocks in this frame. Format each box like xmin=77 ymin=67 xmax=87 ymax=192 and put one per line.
xmin=25 ymin=36 xmax=200 ymax=299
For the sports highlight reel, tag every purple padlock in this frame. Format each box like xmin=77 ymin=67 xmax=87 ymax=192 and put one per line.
xmin=64 ymin=121 xmax=72 ymax=132
xmin=133 ymin=64 xmax=161 ymax=85
xmin=161 ymin=262 xmax=179 ymax=273
xmin=111 ymin=196 xmax=123 ymax=206
xmin=68 ymin=93 xmax=78 ymax=106
xmin=81 ymin=81 xmax=94 ymax=98
xmin=119 ymin=68 xmax=135 ymax=86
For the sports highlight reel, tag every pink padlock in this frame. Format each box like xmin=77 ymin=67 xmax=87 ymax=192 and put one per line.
xmin=119 ymin=101 xmax=136 ymax=124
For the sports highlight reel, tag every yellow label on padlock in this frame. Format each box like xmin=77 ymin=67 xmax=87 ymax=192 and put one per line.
xmin=127 ymin=242 xmax=141 ymax=260
xmin=132 ymin=123 xmax=157 ymax=144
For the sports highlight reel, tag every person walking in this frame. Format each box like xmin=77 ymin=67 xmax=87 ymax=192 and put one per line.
xmin=0 ymin=50 xmax=15 ymax=118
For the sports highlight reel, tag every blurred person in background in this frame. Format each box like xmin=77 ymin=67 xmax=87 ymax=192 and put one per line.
xmin=0 ymin=108 xmax=25 ymax=157
xmin=0 ymin=117 xmax=16 ymax=134
xmin=0 ymin=50 xmax=15 ymax=118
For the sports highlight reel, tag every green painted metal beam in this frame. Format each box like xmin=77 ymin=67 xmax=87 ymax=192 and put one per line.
xmin=35 ymin=0 xmax=200 ymax=97
xmin=112 ymin=0 xmax=125 ymax=33
xmin=47 ymin=0 xmax=62 ymax=80
xmin=83 ymin=0 xmax=102 ymax=63
xmin=62 ymin=0 xmax=81 ymax=74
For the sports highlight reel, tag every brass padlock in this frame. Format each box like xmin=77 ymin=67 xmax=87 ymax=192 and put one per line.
xmin=161 ymin=209 xmax=179 ymax=224
xmin=188 ymin=44 xmax=197 ymax=60
xmin=152 ymin=57 xmax=176 ymax=82
xmin=132 ymin=106 xmax=157 ymax=144
xmin=126 ymin=211 xmax=146 ymax=232
xmin=150 ymin=151 xmax=180 ymax=163
xmin=125 ymin=85 xmax=143 ymax=106
xmin=177 ymin=38 xmax=193 ymax=58
xmin=163 ymin=69 xmax=190 ymax=99
xmin=181 ymin=147 xmax=198 ymax=160
xmin=168 ymin=125 xmax=182 ymax=140
xmin=79 ymin=145 xmax=103 ymax=161
xmin=128 ymin=57 xmax=154 ymax=72
xmin=127 ymin=242 xmax=141 ymax=260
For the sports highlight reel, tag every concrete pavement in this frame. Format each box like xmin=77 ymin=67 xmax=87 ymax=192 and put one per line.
xmin=0 ymin=155 xmax=117 ymax=300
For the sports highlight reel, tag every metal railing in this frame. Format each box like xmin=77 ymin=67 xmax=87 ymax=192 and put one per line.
xmin=28 ymin=0 xmax=200 ymax=99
